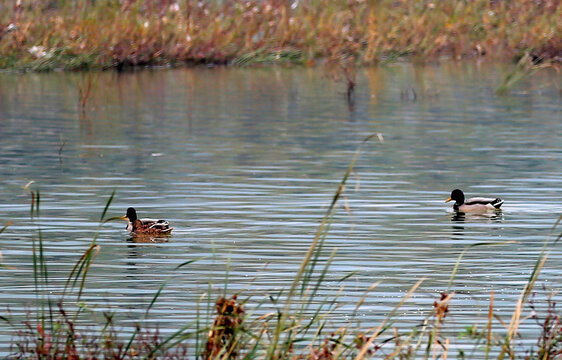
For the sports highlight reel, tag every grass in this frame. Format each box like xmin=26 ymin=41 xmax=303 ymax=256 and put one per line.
xmin=1 ymin=137 xmax=561 ymax=359
xmin=495 ymin=52 xmax=555 ymax=95
xmin=0 ymin=0 xmax=560 ymax=71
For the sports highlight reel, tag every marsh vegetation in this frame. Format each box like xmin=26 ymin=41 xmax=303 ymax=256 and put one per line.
xmin=0 ymin=0 xmax=560 ymax=71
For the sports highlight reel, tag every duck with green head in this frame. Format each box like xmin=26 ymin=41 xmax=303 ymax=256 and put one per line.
xmin=446 ymin=189 xmax=503 ymax=213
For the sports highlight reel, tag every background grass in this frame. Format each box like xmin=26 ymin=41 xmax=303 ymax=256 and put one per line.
xmin=0 ymin=0 xmax=560 ymax=71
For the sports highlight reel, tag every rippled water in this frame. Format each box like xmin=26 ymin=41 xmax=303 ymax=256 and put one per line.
xmin=0 ymin=63 xmax=561 ymax=356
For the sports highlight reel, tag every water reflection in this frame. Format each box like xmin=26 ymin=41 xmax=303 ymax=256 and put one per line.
xmin=126 ymin=234 xmax=171 ymax=243
xmin=450 ymin=211 xmax=505 ymax=242
xmin=451 ymin=211 xmax=504 ymax=223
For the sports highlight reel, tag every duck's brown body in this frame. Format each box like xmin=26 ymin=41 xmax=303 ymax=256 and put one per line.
xmin=128 ymin=218 xmax=173 ymax=235
xmin=123 ymin=208 xmax=173 ymax=235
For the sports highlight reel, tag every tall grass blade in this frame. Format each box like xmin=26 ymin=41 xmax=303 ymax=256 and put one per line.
xmin=497 ymin=253 xmax=548 ymax=360
xmin=38 ymin=229 xmax=48 ymax=287
xmin=268 ymin=134 xmax=378 ymax=359
xmin=63 ymin=243 xmax=99 ymax=299
xmin=99 ymin=189 xmax=115 ymax=223
xmin=76 ymin=245 xmax=100 ymax=301
xmin=548 ymin=214 xmax=562 ymax=245
xmin=303 ymin=248 xmax=337 ymax=313
xmin=146 ymin=278 xmax=169 ymax=316
xmin=0 ymin=222 xmax=12 ymax=268
xmin=121 ymin=327 xmax=139 ymax=358
xmin=352 ymin=281 xmax=382 ymax=320
xmin=355 ymin=277 xmax=425 ymax=360
xmin=36 ymin=188 xmax=40 ymax=217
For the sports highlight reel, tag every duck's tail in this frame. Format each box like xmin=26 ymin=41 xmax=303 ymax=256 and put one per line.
xmin=491 ymin=198 xmax=504 ymax=209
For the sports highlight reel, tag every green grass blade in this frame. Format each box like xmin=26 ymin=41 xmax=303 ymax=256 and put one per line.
xmin=0 ymin=221 xmax=11 ymax=235
xmin=145 ymin=278 xmax=170 ymax=317
xmin=121 ymin=327 xmax=139 ymax=358
xmin=36 ymin=189 xmax=40 ymax=217
xmin=337 ymin=271 xmax=358 ymax=283
xmin=548 ymin=214 xmax=562 ymax=245
xmin=63 ymin=243 xmax=97 ymax=298
xmin=76 ymin=247 xmax=100 ymax=301
xmin=100 ymin=190 xmax=116 ymax=223
xmin=143 ymin=321 xmax=198 ymax=359
xmin=174 ymin=257 xmax=208 ymax=270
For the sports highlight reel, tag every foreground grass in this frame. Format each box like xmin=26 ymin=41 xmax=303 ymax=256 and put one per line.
xmin=0 ymin=0 xmax=560 ymax=71
xmin=2 ymin=136 xmax=561 ymax=359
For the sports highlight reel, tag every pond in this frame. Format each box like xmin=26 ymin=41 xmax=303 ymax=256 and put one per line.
xmin=0 ymin=63 xmax=561 ymax=356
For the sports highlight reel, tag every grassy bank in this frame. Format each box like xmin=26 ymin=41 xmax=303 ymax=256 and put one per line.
xmin=1 ymin=137 xmax=561 ymax=359
xmin=0 ymin=0 xmax=560 ymax=71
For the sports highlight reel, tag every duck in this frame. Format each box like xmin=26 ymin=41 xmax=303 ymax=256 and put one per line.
xmin=445 ymin=189 xmax=504 ymax=212
xmin=120 ymin=207 xmax=173 ymax=235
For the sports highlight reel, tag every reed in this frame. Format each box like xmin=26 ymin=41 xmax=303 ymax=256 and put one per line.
xmin=496 ymin=53 xmax=555 ymax=95
xmin=0 ymin=0 xmax=560 ymax=71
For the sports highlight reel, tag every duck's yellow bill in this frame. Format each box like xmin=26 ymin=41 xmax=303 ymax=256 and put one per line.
xmin=101 ymin=215 xmax=128 ymax=224
xmin=445 ymin=197 xmax=452 ymax=203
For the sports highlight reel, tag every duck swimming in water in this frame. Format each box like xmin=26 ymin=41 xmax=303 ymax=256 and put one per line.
xmin=445 ymin=189 xmax=503 ymax=212
xmin=120 ymin=207 xmax=173 ymax=235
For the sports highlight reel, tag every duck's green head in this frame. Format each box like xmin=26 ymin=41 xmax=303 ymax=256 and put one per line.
xmin=446 ymin=189 xmax=464 ymax=204
xmin=123 ymin=207 xmax=138 ymax=222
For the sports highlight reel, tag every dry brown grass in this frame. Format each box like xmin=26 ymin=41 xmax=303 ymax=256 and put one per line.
xmin=0 ymin=0 xmax=560 ymax=70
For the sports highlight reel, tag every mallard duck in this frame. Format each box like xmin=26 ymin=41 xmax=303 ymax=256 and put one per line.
xmin=445 ymin=189 xmax=504 ymax=212
xmin=121 ymin=207 xmax=173 ymax=235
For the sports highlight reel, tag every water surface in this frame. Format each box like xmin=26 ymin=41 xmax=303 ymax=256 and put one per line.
xmin=0 ymin=63 xmax=561 ymax=355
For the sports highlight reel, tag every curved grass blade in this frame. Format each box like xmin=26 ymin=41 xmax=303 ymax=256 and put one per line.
xmin=76 ymin=245 xmax=100 ymax=301
xmin=337 ymin=270 xmax=358 ymax=283
xmin=497 ymin=253 xmax=548 ymax=360
xmin=174 ymin=257 xmax=208 ymax=270
xmin=63 ymin=243 xmax=99 ymax=299
xmin=147 ymin=257 xmax=206 ymax=316
xmin=447 ymin=241 xmax=517 ymax=290
xmin=143 ymin=321 xmax=199 ymax=359
xmin=355 ymin=278 xmax=425 ymax=360
xmin=0 ymin=221 xmax=11 ymax=235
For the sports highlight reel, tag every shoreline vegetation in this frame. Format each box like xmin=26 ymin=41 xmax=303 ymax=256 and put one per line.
xmin=0 ymin=0 xmax=560 ymax=72
xmin=1 ymin=137 xmax=561 ymax=359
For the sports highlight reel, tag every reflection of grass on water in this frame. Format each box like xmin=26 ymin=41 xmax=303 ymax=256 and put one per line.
xmin=2 ymin=135 xmax=561 ymax=359
xmin=0 ymin=0 xmax=560 ymax=71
